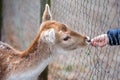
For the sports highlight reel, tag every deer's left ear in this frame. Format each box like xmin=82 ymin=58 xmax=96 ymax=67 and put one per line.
xmin=42 ymin=4 xmax=52 ymax=22
xmin=41 ymin=28 xmax=55 ymax=44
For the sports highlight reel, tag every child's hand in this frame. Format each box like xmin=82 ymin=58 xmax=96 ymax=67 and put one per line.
xmin=91 ymin=34 xmax=109 ymax=47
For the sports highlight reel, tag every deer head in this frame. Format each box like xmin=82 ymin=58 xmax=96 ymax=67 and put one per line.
xmin=40 ymin=4 xmax=90 ymax=51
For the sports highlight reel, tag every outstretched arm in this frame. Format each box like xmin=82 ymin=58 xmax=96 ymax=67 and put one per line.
xmin=91 ymin=28 xmax=120 ymax=47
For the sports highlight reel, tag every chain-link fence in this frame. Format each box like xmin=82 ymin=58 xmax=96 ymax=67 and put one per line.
xmin=1 ymin=0 xmax=120 ymax=80
xmin=48 ymin=0 xmax=120 ymax=80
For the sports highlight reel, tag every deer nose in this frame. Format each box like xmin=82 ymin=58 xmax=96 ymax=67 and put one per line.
xmin=86 ymin=36 xmax=91 ymax=43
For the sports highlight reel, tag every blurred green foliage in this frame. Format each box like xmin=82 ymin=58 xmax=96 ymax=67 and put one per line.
xmin=64 ymin=65 xmax=73 ymax=72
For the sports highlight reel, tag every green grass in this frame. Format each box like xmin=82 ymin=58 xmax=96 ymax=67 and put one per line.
xmin=64 ymin=65 xmax=73 ymax=72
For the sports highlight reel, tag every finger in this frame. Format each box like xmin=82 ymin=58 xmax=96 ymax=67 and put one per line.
xmin=91 ymin=38 xmax=101 ymax=43
xmin=91 ymin=42 xmax=98 ymax=47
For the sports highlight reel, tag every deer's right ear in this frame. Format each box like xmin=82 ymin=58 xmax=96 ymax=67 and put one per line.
xmin=42 ymin=4 xmax=52 ymax=22
xmin=41 ymin=28 xmax=55 ymax=44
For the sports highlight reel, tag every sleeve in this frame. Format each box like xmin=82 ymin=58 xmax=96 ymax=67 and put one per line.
xmin=107 ymin=28 xmax=120 ymax=45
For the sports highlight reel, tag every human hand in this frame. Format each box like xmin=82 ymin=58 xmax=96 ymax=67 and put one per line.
xmin=91 ymin=34 xmax=109 ymax=47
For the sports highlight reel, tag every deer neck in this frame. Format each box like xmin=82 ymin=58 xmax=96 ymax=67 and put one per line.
xmin=8 ymin=40 xmax=55 ymax=80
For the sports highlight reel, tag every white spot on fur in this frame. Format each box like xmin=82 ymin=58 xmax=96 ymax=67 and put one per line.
xmin=6 ymin=57 xmax=10 ymax=62
xmin=7 ymin=63 xmax=13 ymax=71
xmin=0 ymin=53 xmax=3 ymax=56
xmin=13 ymin=60 xmax=20 ymax=64
xmin=0 ymin=45 xmax=5 ymax=49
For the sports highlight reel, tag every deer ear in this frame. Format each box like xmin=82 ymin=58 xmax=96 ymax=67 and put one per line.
xmin=41 ymin=28 xmax=55 ymax=44
xmin=42 ymin=4 xmax=52 ymax=22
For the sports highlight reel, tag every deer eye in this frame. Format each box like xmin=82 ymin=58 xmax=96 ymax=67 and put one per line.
xmin=63 ymin=36 xmax=70 ymax=41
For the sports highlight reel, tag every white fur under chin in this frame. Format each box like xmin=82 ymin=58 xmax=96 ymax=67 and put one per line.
xmin=8 ymin=56 xmax=54 ymax=80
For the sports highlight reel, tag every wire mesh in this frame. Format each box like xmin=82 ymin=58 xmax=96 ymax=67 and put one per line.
xmin=48 ymin=0 xmax=120 ymax=80
xmin=2 ymin=0 xmax=40 ymax=50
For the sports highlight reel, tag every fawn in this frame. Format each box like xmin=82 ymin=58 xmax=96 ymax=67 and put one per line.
xmin=0 ymin=4 xmax=90 ymax=80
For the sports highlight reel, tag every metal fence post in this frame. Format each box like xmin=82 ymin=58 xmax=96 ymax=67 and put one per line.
xmin=38 ymin=0 xmax=51 ymax=80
